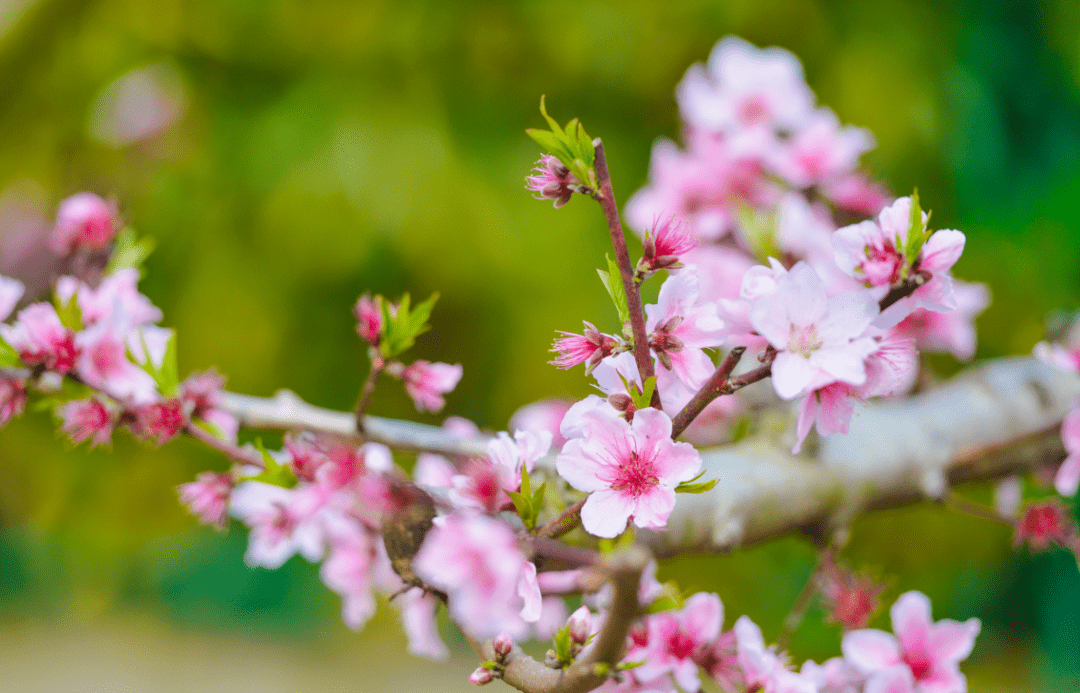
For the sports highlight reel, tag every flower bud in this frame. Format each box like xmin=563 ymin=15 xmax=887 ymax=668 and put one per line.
xmin=608 ymin=393 xmax=633 ymax=412
xmin=492 ymin=632 xmax=513 ymax=659
xmin=49 ymin=192 xmax=121 ymax=253
xmin=354 ymin=293 xmax=383 ymax=346
xmin=469 ymin=667 xmax=494 ymax=685
xmin=568 ymin=606 xmax=591 ymax=645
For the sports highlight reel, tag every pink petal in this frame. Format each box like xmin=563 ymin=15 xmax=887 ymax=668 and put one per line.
xmin=772 ymin=351 xmax=817 ymax=400
xmin=929 ymin=617 xmax=980 ymax=663
xmin=631 ymin=485 xmax=677 ymax=530
xmin=890 ymin=591 xmax=934 ymax=655
xmin=555 ymin=444 xmax=615 ymax=494
xmin=580 ymin=488 xmax=635 ymax=538
xmin=919 ymin=230 xmax=965 ymax=274
xmin=518 ymin=561 xmax=542 ymax=623
xmin=793 ymin=392 xmax=818 ymax=454
xmin=654 ymin=439 xmax=704 ymax=485
xmin=842 ymin=629 xmax=903 ymax=673
xmin=864 ymin=666 xmax=916 ymax=693
xmin=1055 ymin=453 xmax=1080 ymax=497
xmin=683 ymin=592 xmax=723 ymax=642
xmin=820 ymin=290 xmax=879 ymax=343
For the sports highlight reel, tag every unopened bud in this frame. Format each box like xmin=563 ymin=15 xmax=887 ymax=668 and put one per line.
xmin=568 ymin=605 xmax=591 ymax=645
xmin=469 ymin=667 xmax=494 ymax=685
xmin=642 ymin=233 xmax=657 ymax=261
xmin=493 ymin=632 xmax=513 ymax=659
xmin=652 ymin=254 xmax=681 ymax=270
xmin=608 ymin=393 xmax=633 ymax=412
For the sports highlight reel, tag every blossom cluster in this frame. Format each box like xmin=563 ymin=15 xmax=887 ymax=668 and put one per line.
xmin=546 ymin=37 xmax=988 ymax=462
xmin=561 ymin=586 xmax=978 ymax=693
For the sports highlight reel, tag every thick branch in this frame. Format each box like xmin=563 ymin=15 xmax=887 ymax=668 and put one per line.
xmin=642 ymin=357 xmax=1079 ymax=556
xmin=592 ymin=139 xmax=656 ymax=402
xmin=218 ymin=389 xmax=489 ymax=457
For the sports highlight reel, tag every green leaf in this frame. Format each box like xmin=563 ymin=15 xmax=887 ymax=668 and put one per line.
xmin=0 ymin=336 xmax=20 ymax=369
xmin=631 ymin=376 xmax=656 ymax=410
xmin=247 ymin=438 xmax=297 ymax=488
xmin=53 ymin=293 xmax=83 ymax=332
xmin=553 ymin=625 xmax=573 ymax=664
xmin=903 ymin=189 xmax=927 ymax=265
xmin=643 ymin=594 xmax=681 ymax=614
xmin=527 ymin=97 xmax=596 ymax=185
xmin=379 ymin=292 xmax=439 ymax=358
xmin=135 ymin=329 xmax=180 ymax=398
xmin=598 ymin=255 xmax=630 ymax=327
xmin=106 ymin=226 xmax=156 ymax=274
xmin=675 ymin=470 xmax=719 ymax=494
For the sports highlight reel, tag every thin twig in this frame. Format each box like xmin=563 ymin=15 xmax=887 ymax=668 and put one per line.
xmin=183 ymin=422 xmax=266 ymax=469
xmin=670 ymin=347 xmax=746 ymax=439
xmin=592 ymin=139 xmax=657 ymax=407
xmin=536 ymin=498 xmax=586 ymax=540
xmin=354 ymin=356 xmax=385 ymax=433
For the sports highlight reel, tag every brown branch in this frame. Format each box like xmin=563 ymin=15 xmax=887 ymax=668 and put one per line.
xmin=671 ymin=347 xmax=746 ymax=438
xmin=468 ymin=546 xmax=650 ymax=693
xmin=592 ymin=139 xmax=657 ymax=407
xmin=353 ymin=356 xmax=385 ymax=433
xmin=536 ymin=498 xmax=586 ymax=540
xmin=183 ymin=422 xmax=266 ymax=469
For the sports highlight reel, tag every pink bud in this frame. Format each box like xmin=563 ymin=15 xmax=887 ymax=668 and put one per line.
xmin=568 ymin=605 xmax=591 ymax=644
xmin=49 ymin=192 xmax=121 ymax=253
xmin=59 ymin=398 xmax=114 ymax=448
xmin=492 ymin=632 xmax=513 ymax=658
xmin=469 ymin=667 xmax=494 ymax=686
xmin=354 ymin=293 xmax=383 ymax=346
xmin=129 ymin=399 xmax=186 ymax=445
xmin=818 ymin=562 xmax=884 ymax=630
xmin=1015 ymin=501 xmax=1078 ymax=551
xmin=0 ymin=375 xmax=27 ymax=428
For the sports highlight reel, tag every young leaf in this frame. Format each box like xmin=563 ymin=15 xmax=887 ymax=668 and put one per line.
xmin=553 ymin=625 xmax=573 ymax=665
xmin=508 ymin=490 xmax=536 ymax=530
xmin=248 ymin=438 xmax=297 ymax=488
xmin=53 ymin=294 xmax=83 ymax=332
xmin=675 ymin=477 xmax=719 ymax=494
xmin=527 ymin=97 xmax=596 ymax=185
xmin=0 ymin=336 xmax=20 ymax=369
xmin=106 ymin=226 xmax=156 ymax=274
xmin=904 ymin=189 xmax=927 ymax=265
xmin=598 ymin=255 xmax=631 ymax=326
xmin=630 ymin=376 xmax=656 ymax=410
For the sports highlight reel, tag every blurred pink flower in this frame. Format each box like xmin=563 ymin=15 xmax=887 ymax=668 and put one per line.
xmin=49 ymin=193 xmax=120 ymax=253
xmin=59 ymin=398 xmax=114 ymax=448
xmin=401 ymin=360 xmax=462 ymax=413
xmin=178 ymin=471 xmax=234 ymax=529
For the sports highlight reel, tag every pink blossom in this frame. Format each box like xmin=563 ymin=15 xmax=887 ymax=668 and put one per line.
xmin=510 ymin=398 xmax=573 ymax=448
xmin=1 ymin=302 xmax=80 ymax=374
xmin=178 ymin=471 xmax=234 ymax=529
xmin=637 ymin=592 xmax=724 ymax=692
xmin=793 ymin=382 xmax=858 ymax=454
xmin=396 ymin=586 xmax=449 ymax=660
xmin=0 ymin=275 xmax=24 ymax=320
xmin=556 ymin=406 xmax=702 ymax=538
xmin=640 ymin=216 xmax=696 ymax=274
xmin=775 ymin=193 xmax=840 ymax=269
xmin=469 ymin=667 xmax=494 ymax=685
xmin=800 ymin=657 xmax=865 ymax=693
xmin=770 ymin=109 xmax=875 ymax=189
xmin=488 ymin=429 xmax=552 ymax=491
xmin=230 ymin=481 xmax=328 ymax=568
xmin=695 ymin=629 xmax=743 ymax=692
xmin=819 ymin=564 xmax=886 ymax=631
xmin=48 ymin=192 xmax=120 ymax=253
xmin=749 ymin=262 xmax=879 ymax=400
xmin=58 ymin=398 xmax=114 ymax=448
xmin=413 ymin=511 xmax=540 ymax=639
xmin=181 ymin=370 xmax=239 ymax=442
xmin=682 ymin=245 xmax=755 ymax=306
xmin=644 ymin=267 xmax=725 ymax=401
xmin=354 ymin=293 xmax=383 ymax=346
xmin=860 ymin=331 xmax=919 ymax=399
xmin=893 ymin=281 xmax=989 ymax=362
xmin=551 ymin=321 xmax=620 ymax=371
xmin=677 ymin=36 xmax=815 ymax=134
xmin=129 ymin=399 xmax=185 ymax=444
xmin=0 ymin=375 xmax=26 ymax=428
xmin=842 ymin=591 xmax=980 ymax=693
xmin=401 ymin=360 xmax=462 ymax=413
xmin=75 ymin=308 xmax=159 ymax=404
xmin=526 ymin=155 xmax=578 ymax=208
xmin=1034 ymin=341 xmax=1080 ymax=373
xmin=823 ymin=173 xmax=891 ymax=216
xmin=568 ymin=605 xmax=592 ymax=644
xmin=1057 ymin=403 xmax=1080 ymax=496
xmin=735 ymin=616 xmax=816 ymax=693
xmin=59 ymin=269 xmax=163 ymax=327
xmin=1014 ymin=500 xmax=1078 ymax=551
xmin=320 ymin=516 xmax=379 ymax=631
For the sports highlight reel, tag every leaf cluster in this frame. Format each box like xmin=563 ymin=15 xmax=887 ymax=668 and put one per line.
xmin=379 ymin=292 xmax=439 ymax=359
xmin=508 ymin=466 xmax=547 ymax=530
xmin=525 ymin=96 xmax=597 ymax=189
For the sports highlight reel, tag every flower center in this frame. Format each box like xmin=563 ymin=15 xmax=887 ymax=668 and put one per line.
xmin=611 ymin=451 xmax=659 ymax=497
xmin=903 ymin=649 xmax=933 ymax=681
xmin=788 ymin=324 xmax=823 ymax=357
xmin=668 ymin=629 xmax=697 ymax=659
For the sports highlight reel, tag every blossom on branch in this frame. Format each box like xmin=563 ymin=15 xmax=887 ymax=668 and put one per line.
xmin=526 ymin=154 xmax=578 ymax=208
xmin=48 ymin=192 xmax=120 ymax=253
xmin=556 ymin=405 xmax=701 ymax=538
xmin=354 ymin=293 xmax=383 ymax=346
xmin=1 ymin=303 xmax=80 ymax=374
xmin=178 ymin=471 xmax=234 ymax=529
xmin=58 ymin=398 xmax=115 ymax=448
xmin=401 ymin=360 xmax=462 ymax=413
xmin=640 ymin=216 xmax=697 ymax=275
xmin=551 ymin=321 xmax=620 ymax=372
xmin=413 ymin=511 xmax=540 ymax=639
xmin=842 ymin=591 xmax=980 ymax=693
xmin=0 ymin=375 xmax=27 ymax=428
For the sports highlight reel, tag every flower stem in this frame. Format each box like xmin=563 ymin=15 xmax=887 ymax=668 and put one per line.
xmin=354 ymin=355 xmax=385 ymax=433
xmin=536 ymin=497 xmax=586 ymax=540
xmin=592 ymin=139 xmax=658 ymax=407
xmin=183 ymin=422 xmax=265 ymax=469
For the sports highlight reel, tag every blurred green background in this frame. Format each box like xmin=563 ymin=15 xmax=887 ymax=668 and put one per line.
xmin=2 ymin=0 xmax=1080 ymax=690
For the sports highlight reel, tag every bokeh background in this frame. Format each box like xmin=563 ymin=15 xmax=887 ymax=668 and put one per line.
xmin=2 ymin=0 xmax=1080 ymax=690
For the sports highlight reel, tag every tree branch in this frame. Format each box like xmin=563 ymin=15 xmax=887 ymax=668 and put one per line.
xmin=641 ymin=357 xmax=1079 ymax=556
xmin=591 ymin=139 xmax=656 ymax=405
